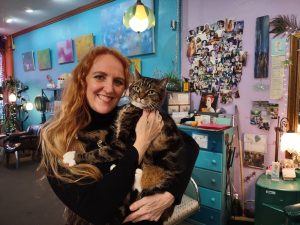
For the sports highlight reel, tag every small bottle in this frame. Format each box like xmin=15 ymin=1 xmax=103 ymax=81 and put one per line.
xmin=182 ymin=78 xmax=189 ymax=92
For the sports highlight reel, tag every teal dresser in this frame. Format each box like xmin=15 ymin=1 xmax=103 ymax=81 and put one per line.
xmin=255 ymin=174 xmax=300 ymax=225
xmin=179 ymin=125 xmax=234 ymax=225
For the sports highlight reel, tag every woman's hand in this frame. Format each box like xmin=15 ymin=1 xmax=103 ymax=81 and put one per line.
xmin=133 ymin=110 xmax=163 ymax=163
xmin=123 ymin=192 xmax=174 ymax=223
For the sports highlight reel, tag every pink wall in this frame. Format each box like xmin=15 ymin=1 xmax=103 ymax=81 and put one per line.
xmin=181 ymin=0 xmax=300 ymax=203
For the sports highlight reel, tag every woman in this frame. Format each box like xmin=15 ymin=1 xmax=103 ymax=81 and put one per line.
xmin=40 ymin=46 xmax=198 ymax=225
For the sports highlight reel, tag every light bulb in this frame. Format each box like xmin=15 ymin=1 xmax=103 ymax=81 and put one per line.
xmin=25 ymin=102 xmax=33 ymax=110
xmin=9 ymin=93 xmax=16 ymax=102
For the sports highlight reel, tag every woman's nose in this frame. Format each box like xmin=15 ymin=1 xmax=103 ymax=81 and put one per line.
xmin=103 ymin=80 xmax=114 ymax=93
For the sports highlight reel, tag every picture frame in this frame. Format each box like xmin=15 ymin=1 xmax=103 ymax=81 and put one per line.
xmin=37 ymin=48 xmax=51 ymax=70
xmin=199 ymin=93 xmax=218 ymax=113
xmin=57 ymin=39 xmax=74 ymax=64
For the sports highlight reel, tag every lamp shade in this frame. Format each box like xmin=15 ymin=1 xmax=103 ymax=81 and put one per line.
xmin=123 ymin=0 xmax=155 ymax=33
xmin=280 ymin=132 xmax=300 ymax=154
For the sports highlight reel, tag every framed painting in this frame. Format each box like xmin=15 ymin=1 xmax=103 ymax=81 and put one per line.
xmin=57 ymin=39 xmax=74 ymax=64
xmin=75 ymin=33 xmax=94 ymax=61
xmin=22 ymin=51 xmax=35 ymax=72
xmin=37 ymin=48 xmax=51 ymax=70
xmin=100 ymin=0 xmax=155 ymax=57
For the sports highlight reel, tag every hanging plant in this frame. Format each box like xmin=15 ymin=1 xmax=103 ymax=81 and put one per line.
xmin=269 ymin=15 xmax=300 ymax=37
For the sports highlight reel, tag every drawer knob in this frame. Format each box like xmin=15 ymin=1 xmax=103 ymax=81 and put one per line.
xmin=211 ymin=179 xmax=216 ymax=183
xmin=211 ymin=160 xmax=217 ymax=164
xmin=211 ymin=197 xmax=215 ymax=202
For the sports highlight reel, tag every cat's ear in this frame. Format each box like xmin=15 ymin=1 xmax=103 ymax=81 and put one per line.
xmin=133 ymin=69 xmax=142 ymax=81
xmin=159 ymin=78 xmax=169 ymax=89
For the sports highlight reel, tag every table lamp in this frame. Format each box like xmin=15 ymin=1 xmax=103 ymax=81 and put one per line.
xmin=281 ymin=132 xmax=300 ymax=168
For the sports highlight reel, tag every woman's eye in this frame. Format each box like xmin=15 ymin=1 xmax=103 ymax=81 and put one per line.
xmin=94 ymin=74 xmax=105 ymax=80
xmin=114 ymin=79 xmax=125 ymax=86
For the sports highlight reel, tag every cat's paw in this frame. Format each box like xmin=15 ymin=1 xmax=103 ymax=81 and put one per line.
xmin=63 ymin=151 xmax=76 ymax=166
xmin=133 ymin=168 xmax=143 ymax=192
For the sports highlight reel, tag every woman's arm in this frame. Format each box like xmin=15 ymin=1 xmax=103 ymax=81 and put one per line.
xmin=48 ymin=147 xmax=139 ymax=225
xmin=124 ymin=130 xmax=200 ymax=223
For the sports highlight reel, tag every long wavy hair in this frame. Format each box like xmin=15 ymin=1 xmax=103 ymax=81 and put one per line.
xmin=39 ymin=46 xmax=131 ymax=183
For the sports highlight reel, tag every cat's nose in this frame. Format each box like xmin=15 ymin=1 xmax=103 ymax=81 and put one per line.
xmin=139 ymin=93 xmax=146 ymax=99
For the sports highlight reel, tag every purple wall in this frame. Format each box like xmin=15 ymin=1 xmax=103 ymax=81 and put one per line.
xmin=181 ymin=0 xmax=300 ymax=204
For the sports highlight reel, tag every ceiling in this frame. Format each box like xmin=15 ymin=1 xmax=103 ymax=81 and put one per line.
xmin=0 ymin=0 xmax=102 ymax=36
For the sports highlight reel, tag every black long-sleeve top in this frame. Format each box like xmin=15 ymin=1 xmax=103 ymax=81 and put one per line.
xmin=47 ymin=106 xmax=199 ymax=225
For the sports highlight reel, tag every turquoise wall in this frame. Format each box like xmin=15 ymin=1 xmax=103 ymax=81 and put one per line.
xmin=12 ymin=0 xmax=180 ymax=128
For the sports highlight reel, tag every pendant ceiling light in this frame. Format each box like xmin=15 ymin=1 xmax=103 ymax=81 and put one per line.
xmin=123 ymin=0 xmax=155 ymax=33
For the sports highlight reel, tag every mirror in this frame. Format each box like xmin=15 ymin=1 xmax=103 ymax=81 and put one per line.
xmin=287 ymin=32 xmax=300 ymax=132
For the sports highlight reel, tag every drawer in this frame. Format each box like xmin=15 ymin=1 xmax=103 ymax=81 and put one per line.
xmin=256 ymin=185 xmax=300 ymax=207
xmin=195 ymin=150 xmax=223 ymax=172
xmin=193 ymin=168 xmax=222 ymax=191
xmin=199 ymin=187 xmax=221 ymax=210
xmin=179 ymin=127 xmax=224 ymax=153
xmin=188 ymin=205 xmax=221 ymax=225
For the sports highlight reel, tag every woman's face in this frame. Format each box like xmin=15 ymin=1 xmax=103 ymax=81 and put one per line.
xmin=206 ymin=97 xmax=213 ymax=107
xmin=86 ymin=54 xmax=126 ymax=114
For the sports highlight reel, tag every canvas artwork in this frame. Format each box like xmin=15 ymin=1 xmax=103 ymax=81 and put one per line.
xmin=186 ymin=18 xmax=247 ymax=104
xmin=131 ymin=58 xmax=141 ymax=73
xmin=244 ymin=133 xmax=267 ymax=169
xmin=100 ymin=0 xmax=155 ymax=57
xmin=22 ymin=51 xmax=35 ymax=72
xmin=254 ymin=15 xmax=269 ymax=78
xmin=199 ymin=93 xmax=218 ymax=113
xmin=37 ymin=48 xmax=51 ymax=70
xmin=57 ymin=39 xmax=74 ymax=64
xmin=75 ymin=33 xmax=94 ymax=61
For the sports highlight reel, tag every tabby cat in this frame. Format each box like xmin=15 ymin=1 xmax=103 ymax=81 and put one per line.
xmin=64 ymin=70 xmax=186 ymax=224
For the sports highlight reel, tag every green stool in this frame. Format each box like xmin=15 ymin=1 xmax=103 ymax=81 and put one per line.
xmin=284 ymin=203 xmax=300 ymax=225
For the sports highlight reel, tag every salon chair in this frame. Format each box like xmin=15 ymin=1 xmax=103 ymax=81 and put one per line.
xmin=164 ymin=177 xmax=200 ymax=225
xmin=4 ymin=124 xmax=42 ymax=168
xmin=284 ymin=203 xmax=300 ymax=225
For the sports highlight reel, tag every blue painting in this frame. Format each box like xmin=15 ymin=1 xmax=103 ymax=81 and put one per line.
xmin=254 ymin=15 xmax=269 ymax=78
xmin=100 ymin=0 xmax=155 ymax=57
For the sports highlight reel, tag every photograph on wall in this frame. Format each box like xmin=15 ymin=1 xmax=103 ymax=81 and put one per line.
xmin=22 ymin=51 xmax=35 ymax=72
xmin=37 ymin=48 xmax=51 ymax=70
xmin=269 ymin=103 xmax=279 ymax=119
xmin=100 ymin=0 xmax=155 ymax=57
xmin=243 ymin=133 xmax=267 ymax=169
xmin=75 ymin=33 xmax=94 ymax=62
xmin=254 ymin=15 xmax=269 ymax=78
xmin=199 ymin=93 xmax=218 ymax=113
xmin=57 ymin=39 xmax=74 ymax=64
xmin=250 ymin=101 xmax=270 ymax=130
xmin=271 ymin=38 xmax=286 ymax=56
xmin=185 ymin=18 xmax=247 ymax=105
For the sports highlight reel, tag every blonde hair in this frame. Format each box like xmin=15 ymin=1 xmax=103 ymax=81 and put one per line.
xmin=39 ymin=46 xmax=131 ymax=183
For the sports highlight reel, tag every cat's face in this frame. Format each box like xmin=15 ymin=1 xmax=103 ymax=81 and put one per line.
xmin=129 ymin=71 xmax=168 ymax=110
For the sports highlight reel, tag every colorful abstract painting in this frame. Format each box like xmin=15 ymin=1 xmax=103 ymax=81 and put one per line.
xmin=57 ymin=39 xmax=74 ymax=64
xmin=100 ymin=0 xmax=155 ymax=57
xmin=37 ymin=48 xmax=51 ymax=70
xmin=22 ymin=51 xmax=35 ymax=72
xmin=254 ymin=15 xmax=269 ymax=78
xmin=75 ymin=33 xmax=94 ymax=61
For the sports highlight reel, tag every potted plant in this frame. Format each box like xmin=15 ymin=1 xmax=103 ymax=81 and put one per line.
xmin=163 ymin=72 xmax=182 ymax=92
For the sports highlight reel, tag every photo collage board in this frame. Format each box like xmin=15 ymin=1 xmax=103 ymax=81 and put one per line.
xmin=186 ymin=19 xmax=247 ymax=104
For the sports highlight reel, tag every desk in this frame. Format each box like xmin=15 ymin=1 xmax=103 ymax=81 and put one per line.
xmin=255 ymin=174 xmax=300 ymax=225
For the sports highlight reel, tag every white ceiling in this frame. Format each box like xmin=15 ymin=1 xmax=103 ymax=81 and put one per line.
xmin=0 ymin=0 xmax=101 ymax=36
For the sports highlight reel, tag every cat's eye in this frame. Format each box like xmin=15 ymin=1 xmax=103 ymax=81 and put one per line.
xmin=148 ymin=90 xmax=156 ymax=95
xmin=133 ymin=86 xmax=140 ymax=92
